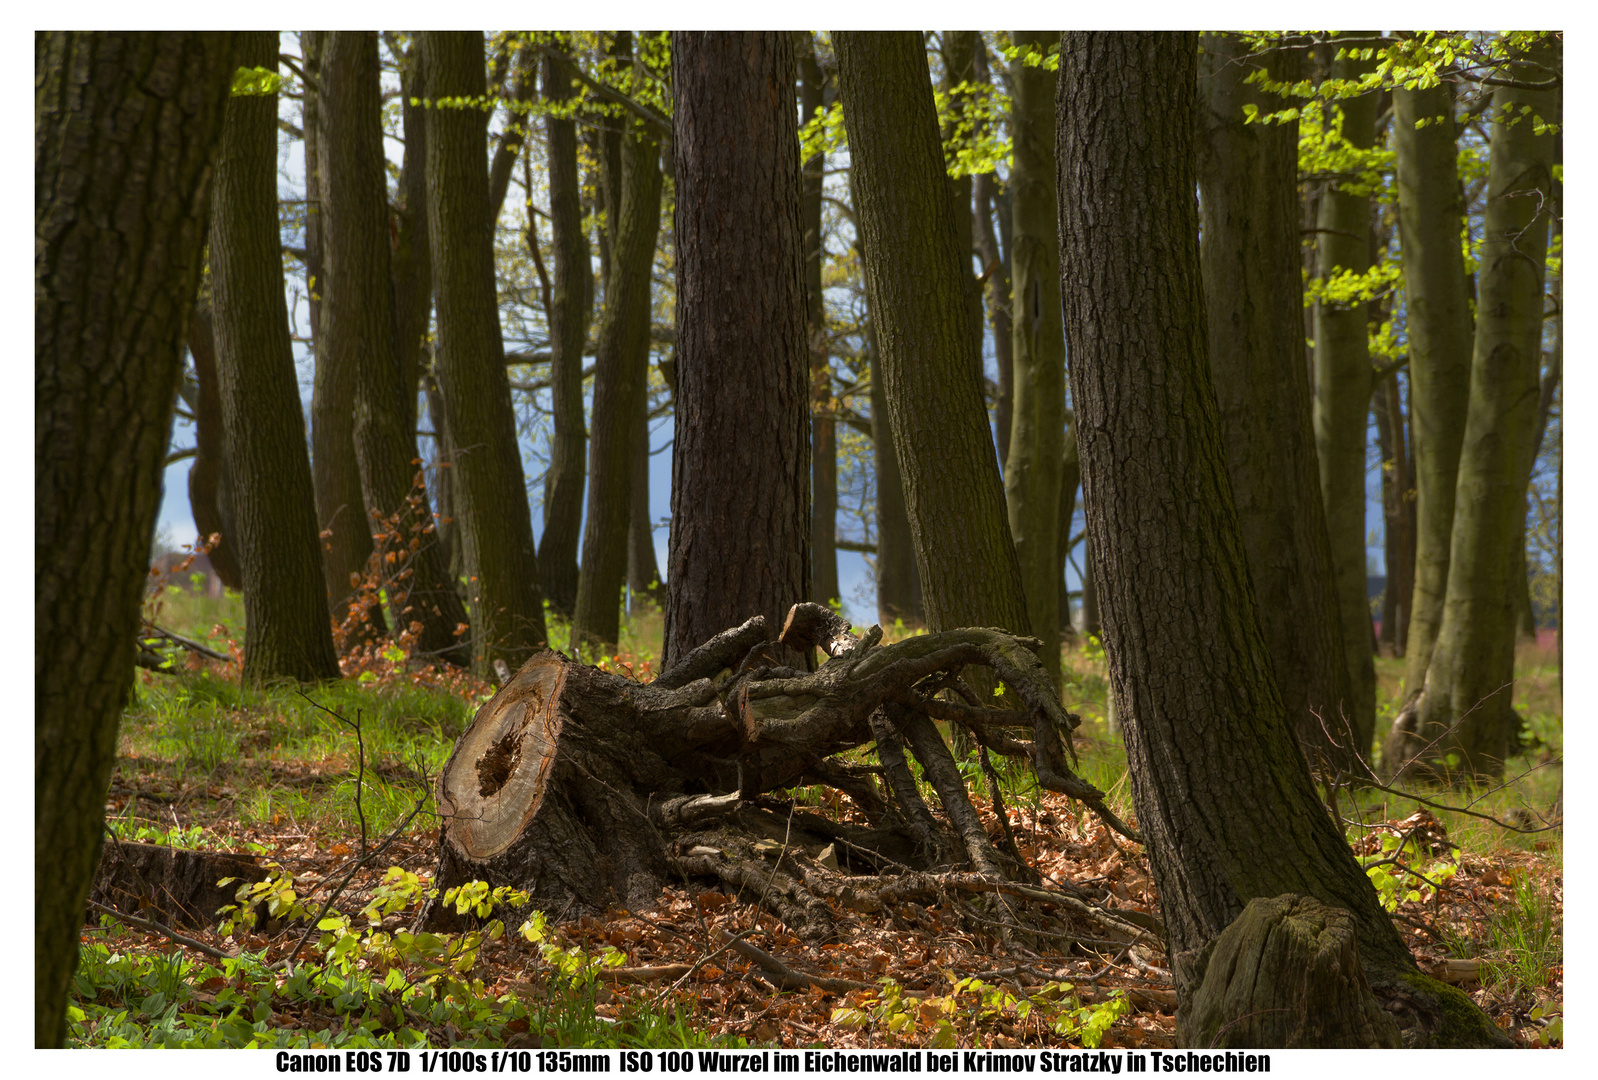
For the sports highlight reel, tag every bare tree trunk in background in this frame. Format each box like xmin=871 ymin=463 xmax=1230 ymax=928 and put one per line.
xmin=664 ymin=31 xmax=810 ymax=668
xmin=422 ymin=31 xmax=547 ymax=677
xmin=799 ymin=32 xmax=839 ymax=609
xmin=1311 ymin=35 xmax=1379 ymax=762
xmin=1398 ymin=38 xmax=1560 ymax=780
xmin=574 ymin=99 xmax=662 ymax=650
xmin=36 ymin=30 xmax=236 ymax=1046
xmin=213 ymin=32 xmax=342 ymax=686
xmin=627 ymin=368 xmax=664 ymax=611
xmin=320 ymin=31 xmax=470 ymax=667
xmin=537 ymin=43 xmax=591 ymax=618
xmin=184 ymin=297 xmax=243 ymax=589
xmin=939 ymin=30 xmax=984 ymax=377
xmin=868 ymin=317 xmax=923 ymax=628
xmin=834 ymin=31 xmax=1029 ymax=641
xmin=1002 ymin=29 xmax=1066 ymax=689
xmin=305 ymin=30 xmax=384 ymax=646
xmin=1197 ymin=32 xmax=1356 ymax=770
xmin=971 ymin=41 xmax=1014 ymax=471
xmin=1393 ymin=78 xmax=1475 ymax=695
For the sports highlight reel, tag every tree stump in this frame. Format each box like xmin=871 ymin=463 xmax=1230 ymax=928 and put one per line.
xmin=90 ymin=840 xmax=271 ymax=930
xmin=1178 ymin=894 xmax=1401 ymax=1048
xmin=420 ymin=605 xmax=1137 ymax=935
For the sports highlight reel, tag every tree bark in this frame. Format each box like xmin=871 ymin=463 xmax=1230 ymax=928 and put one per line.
xmin=1373 ymin=372 xmax=1415 ymax=655
xmin=800 ymin=33 xmax=840 ymax=610
xmin=423 ymin=31 xmax=547 ymax=678
xmin=1056 ymin=31 xmax=1508 ymax=1047
xmin=975 ymin=169 xmax=1014 ymax=471
xmin=536 ymin=44 xmax=590 ymax=618
xmin=663 ymin=32 xmax=811 ymax=668
xmin=1395 ymin=38 xmax=1560 ymax=780
xmin=184 ymin=297 xmax=243 ymax=589
xmin=35 ymin=29 xmax=235 ymax=1047
xmin=1002 ymin=30 xmax=1066 ymax=690
xmin=939 ymin=31 xmax=985 ymax=375
xmin=305 ymin=30 xmax=385 ymax=646
xmin=1311 ymin=38 xmax=1380 ymax=762
xmin=627 ymin=359 xmax=664 ymax=611
xmin=573 ymin=109 xmax=662 ymax=650
xmin=320 ymin=31 xmax=470 ymax=667
xmin=213 ymin=31 xmax=342 ymax=686
xmin=1197 ymin=33 xmax=1357 ymax=769
xmin=1394 ymin=80 xmax=1475 ymax=693
xmin=868 ymin=319 xmax=923 ymax=628
xmin=390 ymin=33 xmax=431 ymax=447
xmin=834 ymin=31 xmax=1029 ymax=639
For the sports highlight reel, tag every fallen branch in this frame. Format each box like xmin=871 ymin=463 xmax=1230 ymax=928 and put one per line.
xmin=87 ymin=898 xmax=233 ymax=961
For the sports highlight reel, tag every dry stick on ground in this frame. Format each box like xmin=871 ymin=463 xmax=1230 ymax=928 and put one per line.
xmin=86 ymin=898 xmax=233 ymax=962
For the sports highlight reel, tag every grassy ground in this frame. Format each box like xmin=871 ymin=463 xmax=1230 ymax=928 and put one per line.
xmin=83 ymin=586 xmax=1560 ymax=1048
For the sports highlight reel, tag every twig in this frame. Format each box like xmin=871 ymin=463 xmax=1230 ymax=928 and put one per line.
xmin=87 ymin=899 xmax=233 ymax=962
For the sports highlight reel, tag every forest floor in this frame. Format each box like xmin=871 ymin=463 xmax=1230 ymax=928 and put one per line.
xmin=73 ymin=583 xmax=1563 ymax=1049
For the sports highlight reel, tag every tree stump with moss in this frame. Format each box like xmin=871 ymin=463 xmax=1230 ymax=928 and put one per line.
xmin=1179 ymin=894 xmax=1401 ymax=1048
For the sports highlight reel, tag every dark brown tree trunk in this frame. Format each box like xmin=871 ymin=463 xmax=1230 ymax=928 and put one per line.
xmin=185 ymin=298 xmax=243 ymax=589
xmin=1003 ymin=29 xmax=1067 ymax=690
xmin=422 ymin=31 xmax=547 ymax=678
xmin=390 ymin=33 xmax=431 ymax=445
xmin=663 ymin=32 xmax=811 ymax=668
xmin=1373 ymin=373 xmax=1415 ymax=655
xmin=1057 ymin=31 xmax=1508 ymax=1048
xmin=1197 ymin=33 xmax=1357 ymax=770
xmin=1057 ymin=428 xmax=1080 ymax=637
xmin=213 ymin=32 xmax=342 ymax=686
xmin=800 ymin=33 xmax=839 ymax=609
xmin=536 ymin=44 xmax=590 ymax=618
xmin=974 ymin=169 xmax=1014 ymax=471
xmin=35 ymin=29 xmax=236 ymax=1047
xmin=305 ymin=30 xmax=384 ymax=646
xmin=487 ymin=40 xmax=538 ymax=227
xmin=941 ymin=31 xmax=985 ymax=374
xmin=573 ymin=112 xmax=662 ymax=651
xmin=834 ymin=31 xmax=1029 ymax=639
xmin=627 ymin=365 xmax=663 ymax=611
xmin=868 ymin=320 xmax=923 ymax=629
xmin=320 ymin=31 xmax=470 ymax=667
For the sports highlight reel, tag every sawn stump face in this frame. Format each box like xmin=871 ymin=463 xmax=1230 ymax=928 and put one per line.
xmin=438 ymin=658 xmax=566 ymax=859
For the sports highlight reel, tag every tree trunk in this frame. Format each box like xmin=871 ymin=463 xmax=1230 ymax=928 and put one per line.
xmin=834 ymin=31 xmax=1029 ymax=639
xmin=573 ymin=110 xmax=662 ymax=650
xmin=213 ymin=31 xmax=342 ymax=686
xmin=939 ymin=31 xmax=984 ymax=375
xmin=1002 ymin=30 xmax=1066 ymax=690
xmin=1079 ymin=533 xmax=1101 ymax=640
xmin=868 ymin=321 xmax=923 ymax=629
xmin=185 ymin=298 xmax=243 ymax=589
xmin=423 ymin=31 xmax=547 ymax=678
xmin=320 ymin=31 xmax=470 ymax=668
xmin=1197 ymin=33 xmax=1357 ymax=770
xmin=35 ymin=29 xmax=235 ymax=1047
xmin=1057 ymin=427 xmax=1080 ymax=637
xmin=663 ymin=32 xmax=811 ymax=668
xmin=1373 ymin=372 xmax=1415 ymax=655
xmin=390 ymin=33 xmax=431 ymax=447
xmin=1394 ymin=80 xmax=1474 ymax=694
xmin=1311 ymin=36 xmax=1379 ymax=763
xmin=975 ymin=168 xmax=1014 ymax=471
xmin=536 ymin=44 xmax=590 ymax=619
xmin=423 ymin=605 xmax=1125 ymax=936
xmin=487 ymin=41 xmax=539 ymax=227
xmin=306 ymin=30 xmax=384 ymax=647
xmin=627 ymin=360 xmax=663 ymax=611
xmin=1393 ymin=38 xmax=1560 ymax=781
xmin=800 ymin=34 xmax=839 ymax=610
xmin=1056 ymin=30 xmax=1508 ymax=1048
